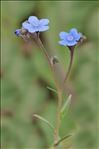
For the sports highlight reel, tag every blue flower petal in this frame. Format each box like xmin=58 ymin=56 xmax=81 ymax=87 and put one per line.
xmin=77 ymin=33 xmax=81 ymax=41
xmin=59 ymin=40 xmax=67 ymax=46
xmin=59 ymin=39 xmax=77 ymax=46
xmin=39 ymin=19 xmax=49 ymax=26
xmin=38 ymin=26 xmax=49 ymax=32
xmin=70 ymin=28 xmax=81 ymax=41
xmin=22 ymin=22 xmax=32 ymax=30
xmin=28 ymin=16 xmax=39 ymax=26
xmin=66 ymin=40 xmax=77 ymax=46
xmin=28 ymin=28 xmax=37 ymax=33
xmin=22 ymin=22 xmax=36 ymax=33
xmin=59 ymin=32 xmax=68 ymax=40
xmin=70 ymin=28 xmax=77 ymax=34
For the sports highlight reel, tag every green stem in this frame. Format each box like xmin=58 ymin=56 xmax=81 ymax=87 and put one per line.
xmin=37 ymin=38 xmax=62 ymax=149
xmin=64 ymin=49 xmax=74 ymax=83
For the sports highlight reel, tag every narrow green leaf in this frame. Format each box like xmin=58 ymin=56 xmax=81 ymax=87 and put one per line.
xmin=54 ymin=134 xmax=72 ymax=146
xmin=61 ymin=94 xmax=72 ymax=119
xmin=47 ymin=86 xmax=57 ymax=94
xmin=33 ymin=114 xmax=54 ymax=131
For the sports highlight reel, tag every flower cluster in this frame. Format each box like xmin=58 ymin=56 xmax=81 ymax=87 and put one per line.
xmin=15 ymin=16 xmax=83 ymax=48
xmin=15 ymin=16 xmax=49 ymax=37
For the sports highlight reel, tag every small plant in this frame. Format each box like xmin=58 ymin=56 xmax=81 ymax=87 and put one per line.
xmin=15 ymin=16 xmax=85 ymax=149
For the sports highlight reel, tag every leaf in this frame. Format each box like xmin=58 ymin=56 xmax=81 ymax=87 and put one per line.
xmin=61 ymin=94 xmax=72 ymax=119
xmin=54 ymin=134 xmax=72 ymax=147
xmin=33 ymin=114 xmax=54 ymax=131
xmin=47 ymin=86 xmax=57 ymax=94
xmin=49 ymin=134 xmax=72 ymax=149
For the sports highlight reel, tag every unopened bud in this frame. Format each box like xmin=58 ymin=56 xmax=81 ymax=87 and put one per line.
xmin=51 ymin=56 xmax=59 ymax=65
xmin=14 ymin=29 xmax=21 ymax=36
xmin=79 ymin=33 xmax=87 ymax=43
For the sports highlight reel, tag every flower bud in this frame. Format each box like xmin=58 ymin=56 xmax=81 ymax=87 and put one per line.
xmin=14 ymin=29 xmax=21 ymax=36
xmin=51 ymin=56 xmax=59 ymax=65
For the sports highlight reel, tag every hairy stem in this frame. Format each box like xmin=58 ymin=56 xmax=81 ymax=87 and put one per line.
xmin=37 ymin=38 xmax=62 ymax=149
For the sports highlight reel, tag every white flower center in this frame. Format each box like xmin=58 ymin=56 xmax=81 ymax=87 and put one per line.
xmin=67 ymin=35 xmax=74 ymax=41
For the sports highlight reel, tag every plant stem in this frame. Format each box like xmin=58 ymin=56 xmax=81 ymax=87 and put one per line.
xmin=54 ymin=90 xmax=62 ymax=148
xmin=37 ymin=38 xmax=62 ymax=149
xmin=63 ymin=49 xmax=74 ymax=83
xmin=37 ymin=38 xmax=59 ymax=91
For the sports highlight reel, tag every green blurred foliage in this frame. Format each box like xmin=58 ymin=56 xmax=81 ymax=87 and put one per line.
xmin=1 ymin=1 xmax=99 ymax=149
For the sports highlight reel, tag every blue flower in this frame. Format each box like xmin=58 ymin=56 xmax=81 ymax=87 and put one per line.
xmin=59 ymin=28 xmax=81 ymax=47
xmin=15 ymin=29 xmax=21 ymax=36
xmin=22 ymin=16 xmax=49 ymax=33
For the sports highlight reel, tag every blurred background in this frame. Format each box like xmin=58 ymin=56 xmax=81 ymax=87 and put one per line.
xmin=1 ymin=1 xmax=99 ymax=149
